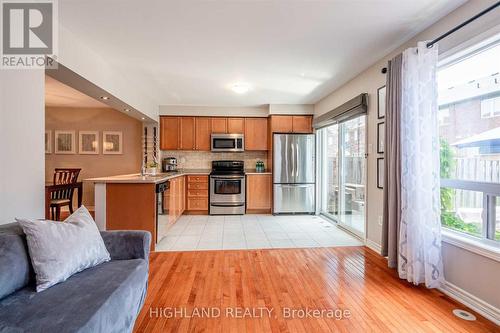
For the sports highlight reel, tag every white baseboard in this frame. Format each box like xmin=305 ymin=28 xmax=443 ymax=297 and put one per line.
xmin=361 ymin=241 xmax=499 ymax=325
xmin=439 ymin=281 xmax=500 ymax=326
xmin=365 ymin=239 xmax=382 ymax=255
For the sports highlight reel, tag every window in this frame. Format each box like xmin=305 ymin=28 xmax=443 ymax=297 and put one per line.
xmin=438 ymin=35 xmax=500 ymax=245
xmin=480 ymin=96 xmax=500 ymax=118
xmin=438 ymin=107 xmax=450 ymax=126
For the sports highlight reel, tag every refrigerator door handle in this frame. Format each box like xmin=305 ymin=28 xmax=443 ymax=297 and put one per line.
xmin=295 ymin=141 xmax=299 ymax=178
xmin=290 ymin=142 xmax=295 ymax=180
xmin=279 ymin=184 xmax=313 ymax=188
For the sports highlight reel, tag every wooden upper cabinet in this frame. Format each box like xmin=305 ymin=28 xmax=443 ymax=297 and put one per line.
xmin=292 ymin=116 xmax=313 ymax=133
xmin=227 ymin=118 xmax=245 ymax=133
xmin=244 ymin=118 xmax=268 ymax=151
xmin=270 ymin=115 xmax=293 ymax=133
xmin=195 ymin=117 xmax=211 ymax=151
xmin=179 ymin=117 xmax=195 ymax=150
xmin=160 ymin=116 xmax=179 ymax=150
xmin=211 ymin=118 xmax=227 ymax=133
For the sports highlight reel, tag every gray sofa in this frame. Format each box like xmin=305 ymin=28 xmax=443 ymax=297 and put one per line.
xmin=0 ymin=223 xmax=150 ymax=333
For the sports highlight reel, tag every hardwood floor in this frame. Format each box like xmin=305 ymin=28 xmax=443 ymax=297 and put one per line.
xmin=134 ymin=247 xmax=497 ymax=332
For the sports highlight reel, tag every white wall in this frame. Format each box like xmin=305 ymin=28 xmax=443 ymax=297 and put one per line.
xmin=159 ymin=105 xmax=269 ymax=117
xmin=0 ymin=69 xmax=45 ymax=223
xmin=160 ymin=104 xmax=314 ymax=117
xmin=57 ymin=25 xmax=159 ymax=121
xmin=314 ymin=0 xmax=500 ymax=312
xmin=269 ymin=104 xmax=314 ymax=115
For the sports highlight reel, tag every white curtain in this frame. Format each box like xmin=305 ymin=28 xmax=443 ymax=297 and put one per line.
xmin=399 ymin=42 xmax=444 ymax=288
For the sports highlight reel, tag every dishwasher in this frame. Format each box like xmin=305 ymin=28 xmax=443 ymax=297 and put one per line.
xmin=156 ymin=180 xmax=170 ymax=244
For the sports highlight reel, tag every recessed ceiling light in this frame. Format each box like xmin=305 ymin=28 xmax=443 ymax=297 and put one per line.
xmin=124 ymin=108 xmax=130 ymax=112
xmin=230 ymin=83 xmax=251 ymax=94
xmin=141 ymin=117 xmax=145 ymax=120
xmin=100 ymin=96 xmax=109 ymax=100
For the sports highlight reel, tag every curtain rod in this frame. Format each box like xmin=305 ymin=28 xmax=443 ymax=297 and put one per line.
xmin=381 ymin=1 xmax=500 ymax=74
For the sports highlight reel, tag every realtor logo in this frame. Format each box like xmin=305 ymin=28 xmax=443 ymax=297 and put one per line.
xmin=1 ymin=0 xmax=57 ymax=69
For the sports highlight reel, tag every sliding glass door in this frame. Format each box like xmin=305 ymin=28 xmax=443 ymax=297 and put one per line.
xmin=319 ymin=116 xmax=366 ymax=237
xmin=320 ymin=124 xmax=340 ymax=218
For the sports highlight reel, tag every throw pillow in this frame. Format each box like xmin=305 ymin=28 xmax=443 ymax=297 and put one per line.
xmin=16 ymin=206 xmax=110 ymax=292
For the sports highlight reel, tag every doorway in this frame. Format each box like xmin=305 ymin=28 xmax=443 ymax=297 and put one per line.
xmin=318 ymin=115 xmax=366 ymax=238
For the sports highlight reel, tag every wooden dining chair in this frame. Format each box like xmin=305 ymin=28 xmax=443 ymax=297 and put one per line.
xmin=50 ymin=168 xmax=81 ymax=221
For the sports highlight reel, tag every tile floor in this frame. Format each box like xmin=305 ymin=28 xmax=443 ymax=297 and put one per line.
xmin=156 ymin=214 xmax=363 ymax=251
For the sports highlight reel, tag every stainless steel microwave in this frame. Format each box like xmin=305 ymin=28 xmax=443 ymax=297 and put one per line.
xmin=211 ymin=134 xmax=244 ymax=152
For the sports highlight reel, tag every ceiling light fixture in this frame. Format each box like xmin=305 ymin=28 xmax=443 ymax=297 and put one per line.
xmin=231 ymin=83 xmax=251 ymax=94
xmin=100 ymin=96 xmax=109 ymax=100
xmin=124 ymin=108 xmax=130 ymax=112
xmin=141 ymin=117 xmax=145 ymax=120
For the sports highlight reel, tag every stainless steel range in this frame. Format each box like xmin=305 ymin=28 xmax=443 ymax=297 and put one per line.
xmin=209 ymin=160 xmax=245 ymax=215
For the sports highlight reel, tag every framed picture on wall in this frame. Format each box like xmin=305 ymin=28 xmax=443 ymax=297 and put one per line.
xmin=79 ymin=131 xmax=99 ymax=154
xmin=54 ymin=130 xmax=76 ymax=154
xmin=377 ymin=86 xmax=386 ymax=119
xmin=45 ymin=130 xmax=51 ymax=154
xmin=377 ymin=157 xmax=384 ymax=189
xmin=103 ymin=131 xmax=123 ymax=154
xmin=377 ymin=122 xmax=385 ymax=153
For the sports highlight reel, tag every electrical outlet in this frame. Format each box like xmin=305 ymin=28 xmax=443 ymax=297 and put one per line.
xmin=377 ymin=215 xmax=383 ymax=226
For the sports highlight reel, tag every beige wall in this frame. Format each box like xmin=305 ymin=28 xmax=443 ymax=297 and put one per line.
xmin=45 ymin=107 xmax=142 ymax=207
xmin=314 ymin=0 xmax=500 ymax=311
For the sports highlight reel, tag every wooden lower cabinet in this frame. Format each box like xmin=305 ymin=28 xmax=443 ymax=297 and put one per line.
xmin=246 ymin=174 xmax=272 ymax=213
xmin=187 ymin=182 xmax=208 ymax=190
xmin=187 ymin=198 xmax=209 ymax=211
xmin=186 ymin=175 xmax=209 ymax=213
xmin=168 ymin=176 xmax=185 ymax=224
xmin=106 ymin=183 xmax=156 ymax=251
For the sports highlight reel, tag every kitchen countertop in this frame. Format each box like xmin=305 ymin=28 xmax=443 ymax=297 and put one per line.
xmin=85 ymin=169 xmax=210 ymax=184
xmin=245 ymin=169 xmax=272 ymax=175
xmin=85 ymin=169 xmax=274 ymax=183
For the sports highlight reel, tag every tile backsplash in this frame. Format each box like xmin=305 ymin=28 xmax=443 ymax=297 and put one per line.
xmin=160 ymin=151 xmax=268 ymax=170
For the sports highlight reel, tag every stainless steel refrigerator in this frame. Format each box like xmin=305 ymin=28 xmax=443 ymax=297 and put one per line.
xmin=273 ymin=133 xmax=315 ymax=214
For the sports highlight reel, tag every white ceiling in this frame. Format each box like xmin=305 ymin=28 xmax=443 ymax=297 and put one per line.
xmin=59 ymin=0 xmax=466 ymax=107
xmin=45 ymin=76 xmax=108 ymax=108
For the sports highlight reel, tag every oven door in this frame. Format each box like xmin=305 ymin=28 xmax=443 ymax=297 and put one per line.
xmin=210 ymin=175 xmax=245 ymax=204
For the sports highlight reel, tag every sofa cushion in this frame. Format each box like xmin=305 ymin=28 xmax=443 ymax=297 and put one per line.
xmin=0 ymin=223 xmax=33 ymax=300
xmin=16 ymin=206 xmax=111 ymax=292
xmin=0 ymin=258 xmax=148 ymax=333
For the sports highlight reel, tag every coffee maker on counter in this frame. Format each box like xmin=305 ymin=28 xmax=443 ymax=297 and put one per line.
xmin=162 ymin=157 xmax=177 ymax=172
